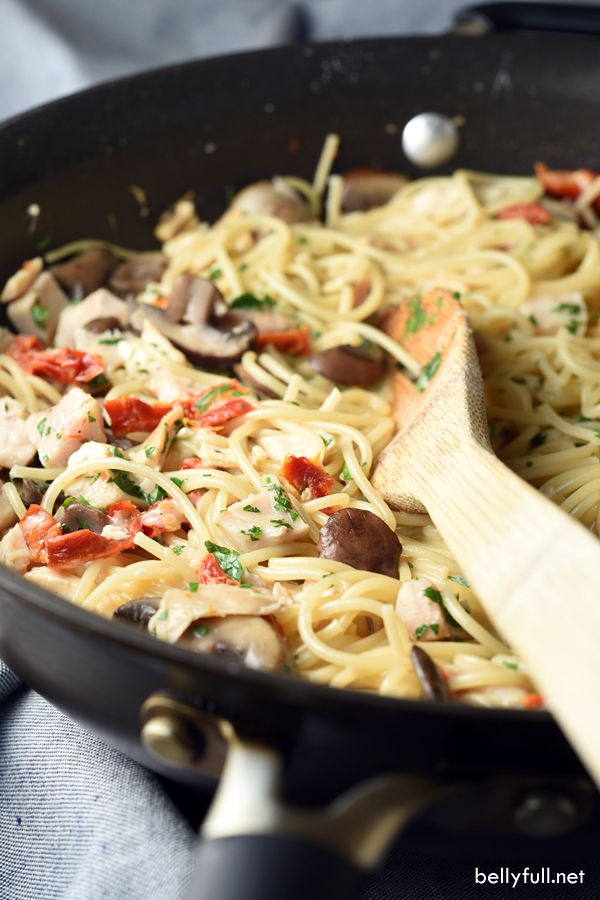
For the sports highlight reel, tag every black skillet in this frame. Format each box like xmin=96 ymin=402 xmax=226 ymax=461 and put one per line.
xmin=2 ymin=4 xmax=600 ymax=898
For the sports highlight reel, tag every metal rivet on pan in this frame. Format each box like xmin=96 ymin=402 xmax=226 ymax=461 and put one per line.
xmin=141 ymin=714 xmax=203 ymax=767
xmin=401 ymin=112 xmax=460 ymax=168
xmin=513 ymin=790 xmax=579 ymax=837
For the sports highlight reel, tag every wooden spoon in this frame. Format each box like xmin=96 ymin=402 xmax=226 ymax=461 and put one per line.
xmin=372 ymin=288 xmax=600 ymax=783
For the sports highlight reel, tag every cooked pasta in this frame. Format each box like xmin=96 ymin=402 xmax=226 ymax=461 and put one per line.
xmin=2 ymin=140 xmax=600 ymax=711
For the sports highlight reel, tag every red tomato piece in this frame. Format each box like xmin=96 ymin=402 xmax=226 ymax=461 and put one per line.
xmin=280 ymin=455 xmax=334 ymax=501
xmin=107 ymin=500 xmax=142 ymax=537
xmin=187 ymin=398 xmax=253 ymax=429
xmin=535 ymin=162 xmax=599 ymax=209
xmin=522 ymin=693 xmax=545 ymax=711
xmin=46 ymin=530 xmax=134 ymax=568
xmin=19 ymin=504 xmax=61 ymax=565
xmin=180 ymin=458 xmax=206 ymax=469
xmin=7 ymin=340 xmax=104 ymax=384
xmin=198 ymin=553 xmax=238 ymax=586
xmin=495 ymin=203 xmax=552 ymax=225
xmin=104 ymin=397 xmax=173 ymax=436
xmin=256 ymin=325 xmax=311 ymax=356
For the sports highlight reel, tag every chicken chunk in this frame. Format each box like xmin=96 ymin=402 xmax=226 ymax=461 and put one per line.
xmin=0 ymin=523 xmax=32 ymax=574
xmin=66 ymin=441 xmax=130 ymax=509
xmin=54 ymin=288 xmax=127 ymax=348
xmin=520 ymin=292 xmax=587 ymax=336
xmin=128 ymin=406 xmax=183 ymax=470
xmin=28 ymin=388 xmax=106 ymax=468
xmin=395 ymin=578 xmax=451 ymax=641
xmin=6 ymin=272 xmax=69 ymax=342
xmin=0 ymin=398 xmax=37 ymax=468
xmin=218 ymin=484 xmax=309 ymax=553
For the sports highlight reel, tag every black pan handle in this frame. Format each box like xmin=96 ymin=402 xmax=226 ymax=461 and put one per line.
xmin=455 ymin=2 xmax=600 ymax=36
xmin=184 ymin=834 xmax=365 ymax=900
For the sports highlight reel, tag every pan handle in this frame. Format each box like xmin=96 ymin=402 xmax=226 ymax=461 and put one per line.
xmin=182 ymin=736 xmax=438 ymax=900
xmin=454 ymin=2 xmax=600 ymax=37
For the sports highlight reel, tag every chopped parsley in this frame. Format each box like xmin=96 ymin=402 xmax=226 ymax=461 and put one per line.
xmin=503 ymin=661 xmax=518 ymax=670
xmin=270 ymin=518 xmax=292 ymax=530
xmin=553 ymin=302 xmax=581 ymax=315
xmin=195 ymin=383 xmax=233 ymax=413
xmin=188 ymin=582 xmax=199 ymax=593
xmin=157 ymin=609 xmax=169 ymax=621
xmin=144 ymin=446 xmax=155 ymax=458
xmin=577 ymin=414 xmax=591 ymax=423
xmin=108 ymin=470 xmax=145 ymax=500
xmin=415 ymin=623 xmax=440 ymax=639
xmin=423 ymin=586 xmax=443 ymax=604
xmin=528 ymin=314 xmax=538 ymax=326
xmin=36 ymin=234 xmax=52 ymax=251
xmin=416 ymin=352 xmax=442 ymax=392
xmin=171 ymin=545 xmax=185 ymax=556
xmin=230 ymin=293 xmax=275 ymax=310
xmin=98 ymin=337 xmax=122 ymax=345
xmin=145 ymin=485 xmax=168 ymax=505
xmin=241 ymin=525 xmax=262 ymax=542
xmin=204 ymin=540 xmax=243 ymax=582
xmin=37 ymin=417 xmax=47 ymax=437
xmin=297 ymin=235 xmax=309 ymax=245
xmin=266 ymin=480 xmax=298 ymax=520
xmin=194 ymin=624 xmax=212 ymax=637
xmin=87 ymin=411 xmax=96 ymax=423
xmin=208 ymin=267 xmax=222 ymax=281
xmin=170 ymin=477 xmax=184 ymax=489
xmin=87 ymin=373 xmax=108 ymax=390
xmin=404 ymin=295 xmax=426 ymax=335
xmin=447 ymin=575 xmax=470 ymax=588
xmin=31 ymin=302 xmax=50 ymax=328
xmin=243 ymin=505 xmax=260 ymax=513
xmin=530 ymin=431 xmax=548 ymax=448
xmin=341 ymin=463 xmax=353 ymax=482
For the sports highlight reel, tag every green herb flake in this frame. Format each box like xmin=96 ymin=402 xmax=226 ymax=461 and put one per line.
xmin=230 ymin=293 xmax=275 ymax=310
xmin=416 ymin=352 xmax=442 ymax=392
xmin=266 ymin=481 xmax=299 ymax=520
xmin=553 ymin=302 xmax=581 ymax=315
xmin=503 ymin=661 xmax=518 ymax=670
xmin=525 ymin=460 xmax=533 ymax=468
xmin=270 ymin=518 xmax=293 ymax=530
xmin=31 ymin=303 xmax=50 ymax=327
xmin=341 ymin=463 xmax=353 ymax=482
xmin=241 ymin=525 xmax=262 ymax=542
xmin=195 ymin=383 xmax=233 ymax=414
xmin=243 ymin=505 xmax=260 ymax=513
xmin=208 ymin=267 xmax=222 ymax=281
xmin=171 ymin=545 xmax=185 ymax=556
xmin=194 ymin=624 xmax=212 ymax=637
xmin=36 ymin=234 xmax=52 ymax=251
xmin=144 ymin=446 xmax=155 ymax=458
xmin=447 ymin=575 xmax=470 ymax=588
xmin=297 ymin=236 xmax=309 ymax=245
xmin=415 ymin=623 xmax=439 ymax=640
xmin=98 ymin=337 xmax=122 ymax=345
xmin=528 ymin=314 xmax=538 ymax=326
xmin=170 ymin=477 xmax=184 ymax=489
xmin=204 ymin=540 xmax=243 ymax=582
xmin=404 ymin=295 xmax=426 ymax=336
xmin=87 ymin=411 xmax=96 ymax=423
xmin=87 ymin=373 xmax=109 ymax=390
xmin=37 ymin=417 xmax=47 ymax=437
xmin=157 ymin=609 xmax=169 ymax=621
xmin=188 ymin=582 xmax=199 ymax=593
xmin=423 ymin=586 xmax=443 ymax=604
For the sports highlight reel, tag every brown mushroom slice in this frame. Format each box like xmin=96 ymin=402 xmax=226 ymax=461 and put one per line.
xmin=132 ymin=274 xmax=257 ymax=371
xmin=6 ymin=272 xmax=69 ymax=343
xmin=114 ymin=598 xmax=160 ymax=629
xmin=317 ymin=508 xmax=402 ymax=578
xmin=55 ymin=501 xmax=110 ymax=535
xmin=50 ymin=248 xmax=117 ymax=300
xmin=85 ymin=316 xmax=123 ymax=334
xmin=178 ymin=615 xmax=286 ymax=672
xmin=311 ymin=342 xmax=387 ymax=387
xmin=230 ymin=180 xmax=313 ymax=223
xmin=110 ymin=252 xmax=168 ymax=297
xmin=410 ymin=645 xmax=451 ymax=702
xmin=341 ymin=168 xmax=409 ymax=213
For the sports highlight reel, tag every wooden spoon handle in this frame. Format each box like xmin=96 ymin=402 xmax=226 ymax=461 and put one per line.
xmin=408 ymin=439 xmax=600 ymax=783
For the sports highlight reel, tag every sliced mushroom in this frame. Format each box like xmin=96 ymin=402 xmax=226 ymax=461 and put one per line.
xmin=410 ymin=645 xmax=450 ymax=702
xmin=132 ymin=274 xmax=257 ymax=371
xmin=110 ymin=252 xmax=168 ymax=297
xmin=19 ymin=478 xmax=45 ymax=507
xmin=6 ymin=272 xmax=68 ymax=342
xmin=50 ymin=249 xmax=117 ymax=300
xmin=341 ymin=168 xmax=409 ymax=213
xmin=178 ymin=615 xmax=286 ymax=672
xmin=105 ymin=428 xmax=134 ymax=452
xmin=230 ymin=180 xmax=312 ymax=223
xmin=114 ymin=597 xmax=160 ymax=629
xmin=84 ymin=316 xmax=123 ymax=334
xmin=55 ymin=501 xmax=110 ymax=534
xmin=317 ymin=508 xmax=402 ymax=578
xmin=311 ymin=342 xmax=387 ymax=387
